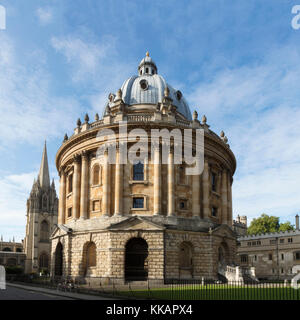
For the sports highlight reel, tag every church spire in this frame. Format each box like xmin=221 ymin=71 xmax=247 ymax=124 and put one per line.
xmin=38 ymin=141 xmax=50 ymax=188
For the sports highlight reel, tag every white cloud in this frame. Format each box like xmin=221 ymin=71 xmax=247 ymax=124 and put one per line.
xmin=189 ymin=45 xmax=300 ymax=223
xmin=36 ymin=7 xmax=53 ymax=25
xmin=0 ymin=172 xmax=36 ymax=242
xmin=0 ymin=34 xmax=82 ymax=148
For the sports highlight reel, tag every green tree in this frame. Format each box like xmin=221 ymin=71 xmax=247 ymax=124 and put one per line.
xmin=278 ymin=221 xmax=295 ymax=232
xmin=247 ymin=214 xmax=295 ymax=235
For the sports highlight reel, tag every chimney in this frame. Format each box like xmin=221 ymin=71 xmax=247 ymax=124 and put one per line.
xmin=296 ymin=214 xmax=299 ymax=231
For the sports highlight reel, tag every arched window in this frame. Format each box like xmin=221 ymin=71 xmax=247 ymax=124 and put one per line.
xmin=133 ymin=162 xmax=144 ymax=181
xmin=2 ymin=247 xmax=11 ymax=252
xmin=40 ymin=220 xmax=49 ymax=242
xmin=93 ymin=165 xmax=100 ymax=185
xmin=86 ymin=242 xmax=96 ymax=267
xmin=55 ymin=243 xmax=63 ymax=276
xmin=39 ymin=253 xmax=49 ymax=269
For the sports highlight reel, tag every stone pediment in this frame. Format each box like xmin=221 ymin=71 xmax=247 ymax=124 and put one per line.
xmin=107 ymin=216 xmax=165 ymax=231
xmin=211 ymin=224 xmax=236 ymax=240
xmin=50 ymin=224 xmax=73 ymax=239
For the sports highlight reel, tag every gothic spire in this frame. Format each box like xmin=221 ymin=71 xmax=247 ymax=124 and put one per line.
xmin=38 ymin=141 xmax=50 ymax=189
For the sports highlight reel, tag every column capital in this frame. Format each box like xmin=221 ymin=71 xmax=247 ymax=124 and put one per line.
xmin=81 ymin=150 xmax=89 ymax=161
xmin=73 ymin=153 xmax=81 ymax=163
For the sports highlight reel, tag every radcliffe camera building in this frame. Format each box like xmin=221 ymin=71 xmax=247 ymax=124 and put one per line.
xmin=50 ymin=53 xmax=238 ymax=282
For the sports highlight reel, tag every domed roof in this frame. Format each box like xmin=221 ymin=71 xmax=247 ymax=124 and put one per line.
xmin=119 ymin=53 xmax=192 ymax=120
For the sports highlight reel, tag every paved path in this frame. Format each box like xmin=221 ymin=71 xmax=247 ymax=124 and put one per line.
xmin=0 ymin=283 xmax=117 ymax=300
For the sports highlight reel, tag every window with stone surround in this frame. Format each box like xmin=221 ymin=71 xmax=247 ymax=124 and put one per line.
xmin=133 ymin=162 xmax=144 ymax=181
xmin=67 ymin=207 xmax=72 ymax=218
xmin=133 ymin=197 xmax=144 ymax=209
xmin=92 ymin=200 xmax=100 ymax=212
xmin=294 ymin=251 xmax=300 ymax=260
xmin=288 ymin=238 xmax=293 ymax=243
xmin=179 ymin=199 xmax=188 ymax=211
xmin=39 ymin=252 xmax=49 ymax=269
xmin=211 ymin=172 xmax=217 ymax=192
xmin=92 ymin=164 xmax=100 ymax=185
xmin=68 ymin=174 xmax=73 ymax=193
xmin=268 ymin=253 xmax=273 ymax=260
xmin=241 ymin=255 xmax=248 ymax=263
xmin=212 ymin=206 xmax=218 ymax=217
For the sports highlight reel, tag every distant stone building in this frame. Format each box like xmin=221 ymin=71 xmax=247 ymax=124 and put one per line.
xmin=24 ymin=143 xmax=58 ymax=274
xmin=51 ymin=53 xmax=238 ymax=283
xmin=0 ymin=238 xmax=26 ymax=268
xmin=233 ymin=215 xmax=247 ymax=236
xmin=237 ymin=215 xmax=300 ymax=280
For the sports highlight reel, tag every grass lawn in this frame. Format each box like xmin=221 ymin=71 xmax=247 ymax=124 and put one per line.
xmin=119 ymin=284 xmax=300 ymax=300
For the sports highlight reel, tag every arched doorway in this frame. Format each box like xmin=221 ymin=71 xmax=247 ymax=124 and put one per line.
xmin=54 ymin=243 xmax=63 ymax=276
xmin=125 ymin=238 xmax=148 ymax=281
xmin=218 ymin=242 xmax=230 ymax=272
xmin=83 ymin=242 xmax=97 ymax=277
xmin=179 ymin=242 xmax=193 ymax=279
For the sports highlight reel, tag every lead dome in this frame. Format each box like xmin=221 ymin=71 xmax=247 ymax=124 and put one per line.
xmin=110 ymin=52 xmax=192 ymax=120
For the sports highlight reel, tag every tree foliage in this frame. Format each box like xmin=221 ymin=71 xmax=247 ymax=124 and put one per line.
xmin=247 ymin=214 xmax=295 ymax=235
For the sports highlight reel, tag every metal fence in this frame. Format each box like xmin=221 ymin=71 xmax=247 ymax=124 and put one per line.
xmin=5 ymin=275 xmax=300 ymax=300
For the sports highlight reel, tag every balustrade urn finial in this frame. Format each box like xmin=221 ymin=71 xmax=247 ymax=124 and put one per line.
xmin=193 ymin=110 xmax=198 ymax=121
xmin=77 ymin=118 xmax=82 ymax=127
xmin=84 ymin=113 xmax=89 ymax=123
xmin=164 ymin=86 xmax=170 ymax=97
xmin=63 ymin=133 xmax=68 ymax=142
xmin=202 ymin=115 xmax=207 ymax=124
xmin=220 ymin=131 xmax=225 ymax=138
xmin=95 ymin=113 xmax=99 ymax=121
xmin=116 ymin=88 xmax=122 ymax=100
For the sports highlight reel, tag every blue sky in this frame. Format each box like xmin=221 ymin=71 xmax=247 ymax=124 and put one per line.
xmin=1 ymin=0 xmax=300 ymax=241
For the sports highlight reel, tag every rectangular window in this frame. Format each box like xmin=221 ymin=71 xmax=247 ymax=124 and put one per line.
xmin=68 ymin=174 xmax=73 ymax=193
xmin=133 ymin=197 xmax=144 ymax=209
xmin=270 ymin=239 xmax=276 ymax=245
xmin=211 ymin=207 xmax=217 ymax=217
xmin=133 ymin=162 xmax=144 ymax=181
xmin=281 ymin=268 xmax=284 ymax=274
xmin=211 ymin=173 xmax=217 ymax=192
xmin=295 ymin=252 xmax=300 ymax=260
xmin=257 ymin=241 xmax=261 ymax=245
xmin=241 ymin=255 xmax=248 ymax=263
xmin=268 ymin=253 xmax=273 ymax=261
xmin=180 ymin=200 xmax=188 ymax=210
xmin=281 ymin=254 xmax=284 ymax=260
xmin=92 ymin=200 xmax=100 ymax=212
xmin=67 ymin=207 xmax=72 ymax=218
xmin=247 ymin=242 xmax=252 ymax=246
xmin=280 ymin=239 xmax=284 ymax=244
xmin=252 ymin=241 xmax=257 ymax=246
xmin=254 ymin=255 xmax=257 ymax=261
xmin=288 ymin=238 xmax=293 ymax=243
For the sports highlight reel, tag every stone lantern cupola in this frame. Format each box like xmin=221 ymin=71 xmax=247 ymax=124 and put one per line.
xmin=138 ymin=51 xmax=158 ymax=76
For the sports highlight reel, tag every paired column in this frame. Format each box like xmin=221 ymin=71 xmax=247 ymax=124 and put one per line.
xmin=114 ymin=146 xmax=123 ymax=215
xmin=202 ymin=160 xmax=210 ymax=219
xmin=192 ymin=157 xmax=201 ymax=217
xmin=227 ymin=173 xmax=233 ymax=226
xmin=167 ymin=148 xmax=175 ymax=216
xmin=73 ymin=154 xmax=81 ymax=219
xmin=80 ymin=151 xmax=89 ymax=219
xmin=58 ymin=169 xmax=66 ymax=224
xmin=221 ymin=169 xmax=228 ymax=224
xmin=102 ymin=150 xmax=110 ymax=216
xmin=153 ymin=144 xmax=161 ymax=215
